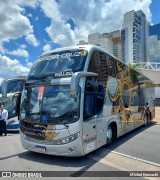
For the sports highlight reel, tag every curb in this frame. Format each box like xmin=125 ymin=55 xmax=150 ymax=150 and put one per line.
xmin=152 ymin=119 xmax=160 ymax=123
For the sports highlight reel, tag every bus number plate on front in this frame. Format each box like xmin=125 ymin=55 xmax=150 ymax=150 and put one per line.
xmin=35 ymin=145 xmax=46 ymax=152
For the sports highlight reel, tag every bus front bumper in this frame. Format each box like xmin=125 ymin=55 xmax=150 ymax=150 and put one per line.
xmin=20 ymin=133 xmax=84 ymax=157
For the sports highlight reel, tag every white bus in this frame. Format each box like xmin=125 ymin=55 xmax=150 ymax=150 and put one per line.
xmin=19 ymin=45 xmax=155 ymax=156
xmin=1 ymin=77 xmax=26 ymax=131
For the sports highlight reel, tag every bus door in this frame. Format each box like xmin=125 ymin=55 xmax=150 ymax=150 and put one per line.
xmin=82 ymin=82 xmax=105 ymax=154
xmin=83 ymin=92 xmax=97 ymax=154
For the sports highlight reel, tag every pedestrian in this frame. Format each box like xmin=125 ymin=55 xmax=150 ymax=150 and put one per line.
xmin=124 ymin=103 xmax=132 ymax=123
xmin=140 ymin=104 xmax=144 ymax=119
xmin=144 ymin=103 xmax=150 ymax=114
xmin=0 ymin=105 xmax=8 ymax=136
xmin=143 ymin=102 xmax=151 ymax=122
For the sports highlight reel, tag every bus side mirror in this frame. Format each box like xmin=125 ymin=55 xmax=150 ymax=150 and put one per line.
xmin=11 ymin=91 xmax=22 ymax=103
xmin=70 ymin=72 xmax=98 ymax=98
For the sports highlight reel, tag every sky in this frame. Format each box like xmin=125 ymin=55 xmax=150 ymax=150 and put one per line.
xmin=0 ymin=0 xmax=160 ymax=84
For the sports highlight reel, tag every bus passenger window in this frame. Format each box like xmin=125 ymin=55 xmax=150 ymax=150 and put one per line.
xmin=96 ymin=94 xmax=104 ymax=114
xmin=96 ymin=84 xmax=104 ymax=114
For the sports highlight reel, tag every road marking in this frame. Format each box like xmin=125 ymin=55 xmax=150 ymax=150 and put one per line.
xmin=88 ymin=148 xmax=160 ymax=180
xmin=103 ymin=148 xmax=160 ymax=167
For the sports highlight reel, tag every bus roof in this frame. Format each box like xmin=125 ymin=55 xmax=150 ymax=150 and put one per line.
xmin=40 ymin=44 xmax=117 ymax=60
xmin=3 ymin=76 xmax=27 ymax=81
xmin=35 ymin=45 xmax=154 ymax=84
xmin=1 ymin=76 xmax=27 ymax=86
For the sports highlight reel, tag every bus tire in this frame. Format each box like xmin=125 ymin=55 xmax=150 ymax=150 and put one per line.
xmin=106 ymin=125 xmax=113 ymax=145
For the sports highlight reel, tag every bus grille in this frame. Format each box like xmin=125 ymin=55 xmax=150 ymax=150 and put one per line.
xmin=26 ymin=136 xmax=57 ymax=145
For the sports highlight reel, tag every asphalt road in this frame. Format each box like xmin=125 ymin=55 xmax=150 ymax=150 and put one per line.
xmin=103 ymin=123 xmax=160 ymax=165
xmin=0 ymin=133 xmax=143 ymax=180
xmin=0 ymin=123 xmax=160 ymax=179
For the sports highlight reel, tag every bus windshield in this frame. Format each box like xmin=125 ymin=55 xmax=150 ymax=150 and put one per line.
xmin=20 ymin=85 xmax=79 ymax=124
xmin=1 ymin=79 xmax=24 ymax=98
xmin=29 ymin=49 xmax=88 ymax=76
xmin=3 ymin=96 xmax=19 ymax=118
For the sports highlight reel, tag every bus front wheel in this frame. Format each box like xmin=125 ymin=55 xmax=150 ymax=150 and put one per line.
xmin=106 ymin=125 xmax=113 ymax=145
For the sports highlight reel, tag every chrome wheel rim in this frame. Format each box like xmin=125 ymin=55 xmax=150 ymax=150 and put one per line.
xmin=107 ymin=126 xmax=112 ymax=144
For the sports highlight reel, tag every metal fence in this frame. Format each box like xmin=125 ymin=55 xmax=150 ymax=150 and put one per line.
xmin=132 ymin=62 xmax=160 ymax=71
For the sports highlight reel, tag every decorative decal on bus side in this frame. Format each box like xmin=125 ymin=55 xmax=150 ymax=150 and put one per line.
xmin=107 ymin=60 xmax=139 ymax=135
xmin=108 ymin=61 xmax=137 ymax=114
xmin=100 ymin=128 xmax=104 ymax=133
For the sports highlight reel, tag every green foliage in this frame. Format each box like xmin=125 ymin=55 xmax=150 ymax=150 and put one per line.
xmin=128 ymin=63 xmax=141 ymax=71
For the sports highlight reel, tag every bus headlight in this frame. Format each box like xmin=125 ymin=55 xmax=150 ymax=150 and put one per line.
xmin=57 ymin=132 xmax=80 ymax=145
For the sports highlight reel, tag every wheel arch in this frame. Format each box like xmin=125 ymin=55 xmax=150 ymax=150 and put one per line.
xmin=109 ymin=121 xmax=117 ymax=142
xmin=106 ymin=119 xmax=118 ymax=146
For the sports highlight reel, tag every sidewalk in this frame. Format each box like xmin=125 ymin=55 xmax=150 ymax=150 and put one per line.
xmin=152 ymin=117 xmax=160 ymax=123
xmin=154 ymin=107 xmax=160 ymax=123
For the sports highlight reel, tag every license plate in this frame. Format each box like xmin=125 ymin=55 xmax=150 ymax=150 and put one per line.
xmin=35 ymin=145 xmax=46 ymax=152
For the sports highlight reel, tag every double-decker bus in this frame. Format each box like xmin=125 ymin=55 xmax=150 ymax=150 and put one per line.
xmin=1 ymin=77 xmax=26 ymax=131
xmin=19 ymin=45 xmax=155 ymax=156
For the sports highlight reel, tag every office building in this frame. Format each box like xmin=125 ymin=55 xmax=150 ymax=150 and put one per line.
xmin=88 ymin=32 xmax=113 ymax=56
xmin=102 ymin=31 xmax=121 ymax=61
xmin=80 ymin=31 xmax=121 ymax=60
xmin=121 ymin=10 xmax=149 ymax=64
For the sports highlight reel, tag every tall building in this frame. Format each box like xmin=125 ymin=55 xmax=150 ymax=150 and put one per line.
xmin=148 ymin=23 xmax=160 ymax=62
xmin=78 ymin=40 xmax=88 ymax=45
xmin=102 ymin=31 xmax=121 ymax=61
xmin=121 ymin=10 xmax=149 ymax=64
xmin=84 ymin=31 xmax=121 ymax=60
xmin=88 ymin=32 xmax=113 ymax=56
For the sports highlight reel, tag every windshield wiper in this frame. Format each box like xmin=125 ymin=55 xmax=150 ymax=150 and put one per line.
xmin=55 ymin=119 xmax=69 ymax=128
xmin=55 ymin=110 xmax=76 ymax=119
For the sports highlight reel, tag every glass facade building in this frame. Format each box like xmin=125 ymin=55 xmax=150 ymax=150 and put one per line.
xmin=121 ymin=10 xmax=149 ymax=64
xmin=149 ymin=23 xmax=160 ymax=62
xmin=149 ymin=23 xmax=160 ymax=40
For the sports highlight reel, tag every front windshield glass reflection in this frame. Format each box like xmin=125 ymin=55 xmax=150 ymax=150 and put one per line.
xmin=20 ymin=85 xmax=79 ymax=124
xmin=29 ymin=49 xmax=87 ymax=76
xmin=20 ymin=87 xmax=41 ymax=122
xmin=3 ymin=96 xmax=18 ymax=118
